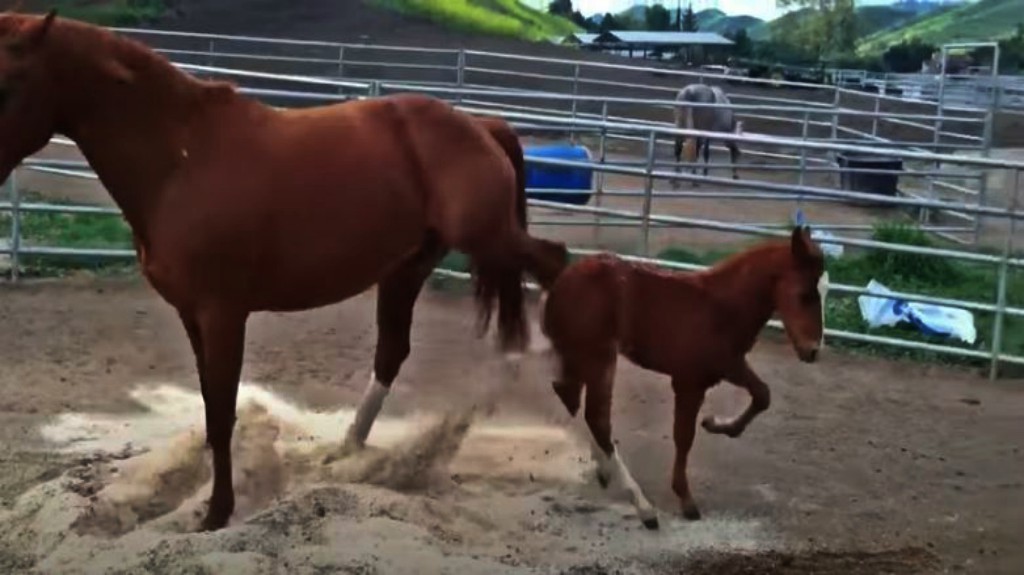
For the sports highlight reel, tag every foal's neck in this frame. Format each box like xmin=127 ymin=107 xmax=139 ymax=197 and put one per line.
xmin=703 ymin=246 xmax=781 ymax=345
xmin=47 ymin=25 xmax=237 ymax=235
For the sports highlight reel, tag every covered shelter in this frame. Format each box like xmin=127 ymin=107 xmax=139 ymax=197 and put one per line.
xmin=586 ymin=31 xmax=734 ymax=64
xmin=559 ymin=33 xmax=599 ymax=47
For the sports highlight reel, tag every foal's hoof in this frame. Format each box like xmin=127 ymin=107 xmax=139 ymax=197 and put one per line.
xmin=595 ymin=468 xmax=610 ymax=489
xmin=701 ymin=416 xmax=743 ymax=438
xmin=641 ymin=515 xmax=660 ymax=530
xmin=681 ymin=504 xmax=702 ymax=521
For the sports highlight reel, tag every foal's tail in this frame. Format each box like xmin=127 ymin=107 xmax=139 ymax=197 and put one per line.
xmin=472 ymin=116 xmax=569 ymax=353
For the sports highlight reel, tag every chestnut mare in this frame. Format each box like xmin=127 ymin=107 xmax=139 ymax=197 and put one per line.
xmin=540 ymin=227 xmax=828 ymax=529
xmin=0 ymin=11 xmax=568 ymax=530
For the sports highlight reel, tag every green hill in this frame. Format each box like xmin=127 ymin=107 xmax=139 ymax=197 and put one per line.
xmin=750 ymin=4 xmax=934 ymax=43
xmin=34 ymin=0 xmax=580 ymax=41
xmin=694 ymin=8 xmax=764 ymax=36
xmin=370 ymin=0 xmax=579 ymax=41
xmin=858 ymin=0 xmax=1022 ymax=55
xmin=613 ymin=6 xmax=765 ymax=35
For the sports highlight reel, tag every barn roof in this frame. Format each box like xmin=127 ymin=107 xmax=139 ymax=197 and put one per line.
xmin=561 ymin=33 xmax=600 ymax=45
xmin=594 ymin=31 xmax=734 ymax=46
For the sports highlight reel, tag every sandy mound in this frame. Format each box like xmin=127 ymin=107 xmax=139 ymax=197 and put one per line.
xmin=0 ymin=382 xmax=771 ymax=574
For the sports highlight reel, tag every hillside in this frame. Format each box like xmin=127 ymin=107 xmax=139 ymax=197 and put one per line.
xmin=612 ymin=5 xmax=765 ymax=36
xmin=694 ymin=9 xmax=764 ymax=36
xmin=749 ymin=2 xmax=951 ymax=43
xmin=24 ymin=0 xmax=578 ymax=42
xmin=370 ymin=0 xmax=578 ymax=41
xmin=858 ymin=0 xmax=1023 ymax=55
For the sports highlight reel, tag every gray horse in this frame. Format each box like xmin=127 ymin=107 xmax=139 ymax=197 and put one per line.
xmin=672 ymin=83 xmax=743 ymax=185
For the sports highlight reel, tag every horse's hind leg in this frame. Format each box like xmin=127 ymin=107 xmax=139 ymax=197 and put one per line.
xmin=671 ymin=376 xmax=708 ymax=521
xmin=582 ymin=352 xmax=659 ymax=530
xmin=342 ymin=236 xmax=448 ymax=452
xmin=672 ymin=137 xmax=683 ymax=190
xmin=701 ymin=137 xmax=711 ymax=178
xmin=701 ymin=359 xmax=769 ymax=438
xmin=727 ymin=141 xmax=740 ymax=180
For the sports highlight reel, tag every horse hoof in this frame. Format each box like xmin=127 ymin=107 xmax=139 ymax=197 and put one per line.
xmin=641 ymin=515 xmax=660 ymax=530
xmin=596 ymin=469 xmax=610 ymax=489
xmin=682 ymin=505 xmax=702 ymax=521
xmin=199 ymin=511 xmax=230 ymax=532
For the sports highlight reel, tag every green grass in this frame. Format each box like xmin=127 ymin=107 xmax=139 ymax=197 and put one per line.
xmin=658 ymin=223 xmax=1024 ymax=377
xmin=0 ymin=196 xmax=135 ymax=277
xmin=370 ymin=0 xmax=579 ymax=42
xmin=50 ymin=0 xmax=166 ymax=26
xmin=857 ymin=0 xmax=1022 ymax=56
xmin=5 ymin=200 xmax=1020 ymax=376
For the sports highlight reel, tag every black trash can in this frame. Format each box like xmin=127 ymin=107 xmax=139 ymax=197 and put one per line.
xmin=836 ymin=153 xmax=903 ymax=207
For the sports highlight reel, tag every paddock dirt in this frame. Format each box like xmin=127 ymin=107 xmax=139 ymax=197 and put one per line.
xmin=1 ymin=277 xmax=1022 ymax=574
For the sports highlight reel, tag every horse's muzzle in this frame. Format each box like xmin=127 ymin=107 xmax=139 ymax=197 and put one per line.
xmin=797 ymin=345 xmax=820 ymax=364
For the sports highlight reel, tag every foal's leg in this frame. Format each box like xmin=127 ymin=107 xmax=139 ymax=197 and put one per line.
xmin=701 ymin=359 xmax=770 ymax=438
xmin=671 ymin=377 xmax=707 ymax=520
xmin=342 ymin=239 xmax=447 ymax=452
xmin=180 ymin=306 xmax=248 ymax=531
xmin=582 ymin=353 xmax=659 ymax=530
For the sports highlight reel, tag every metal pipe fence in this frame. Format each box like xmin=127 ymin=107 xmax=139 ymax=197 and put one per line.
xmin=2 ymin=38 xmax=1021 ymax=378
xmin=140 ymin=30 xmax=998 ymax=246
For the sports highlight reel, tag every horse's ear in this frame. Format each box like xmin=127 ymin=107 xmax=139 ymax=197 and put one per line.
xmin=9 ymin=8 xmax=56 ymax=54
xmin=791 ymin=225 xmax=814 ymax=262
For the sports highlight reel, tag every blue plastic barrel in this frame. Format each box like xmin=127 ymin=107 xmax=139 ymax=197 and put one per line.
xmin=524 ymin=144 xmax=594 ymax=206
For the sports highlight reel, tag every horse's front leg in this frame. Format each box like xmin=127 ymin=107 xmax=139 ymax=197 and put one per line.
xmin=181 ymin=306 xmax=248 ymax=532
xmin=701 ymin=359 xmax=770 ymax=438
xmin=672 ymin=137 xmax=683 ymax=190
xmin=671 ymin=378 xmax=707 ymax=520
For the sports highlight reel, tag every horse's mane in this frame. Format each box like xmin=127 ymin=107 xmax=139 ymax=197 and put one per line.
xmin=702 ymin=240 xmax=789 ymax=277
xmin=5 ymin=13 xmax=237 ymax=98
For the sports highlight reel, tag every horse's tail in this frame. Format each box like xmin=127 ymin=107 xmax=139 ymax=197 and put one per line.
xmin=469 ymin=116 xmax=567 ymax=353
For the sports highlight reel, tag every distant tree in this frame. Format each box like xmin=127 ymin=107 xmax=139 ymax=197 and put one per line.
xmin=681 ymin=3 xmax=698 ymax=32
xmin=727 ymin=28 xmax=752 ymax=58
xmin=569 ymin=10 xmax=588 ymax=29
xmin=548 ymin=0 xmax=573 ymax=17
xmin=882 ymin=38 xmax=936 ymax=73
xmin=598 ymin=12 xmax=621 ymax=33
xmin=645 ymin=4 xmax=672 ymax=31
xmin=775 ymin=0 xmax=856 ymax=60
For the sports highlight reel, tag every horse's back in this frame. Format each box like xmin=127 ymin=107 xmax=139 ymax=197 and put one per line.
xmin=153 ymin=92 xmax=516 ymax=310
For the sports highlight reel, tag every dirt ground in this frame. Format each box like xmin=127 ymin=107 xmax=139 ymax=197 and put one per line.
xmin=0 ymin=277 xmax=1022 ymax=574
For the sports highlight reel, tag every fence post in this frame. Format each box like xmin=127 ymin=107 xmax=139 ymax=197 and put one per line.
xmin=206 ymin=39 xmax=215 ymax=71
xmin=336 ymin=45 xmax=346 ymax=81
xmin=593 ymin=101 xmax=609 ymax=245
xmin=830 ymin=86 xmax=840 ymax=141
xmin=640 ymin=131 xmax=657 ymax=257
xmin=988 ymin=168 xmax=1020 ymax=381
xmin=798 ymin=110 xmax=810 ymax=190
xmin=570 ymin=63 xmax=581 ymax=145
xmin=871 ymin=95 xmax=881 ymax=138
xmin=369 ymin=80 xmax=381 ymax=98
xmin=455 ymin=49 xmax=466 ymax=102
xmin=7 ymin=172 xmax=20 ymax=282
